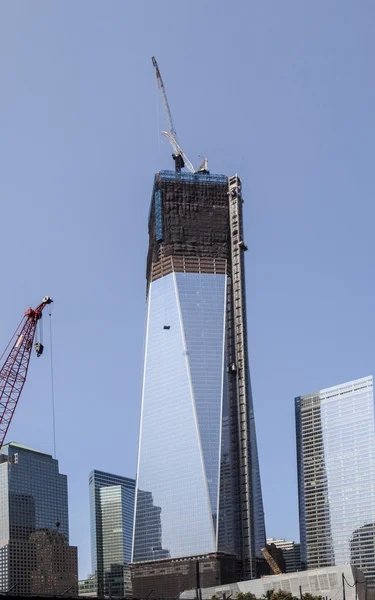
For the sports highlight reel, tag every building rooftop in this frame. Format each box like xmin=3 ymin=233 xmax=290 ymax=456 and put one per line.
xmin=1 ymin=441 xmax=52 ymax=457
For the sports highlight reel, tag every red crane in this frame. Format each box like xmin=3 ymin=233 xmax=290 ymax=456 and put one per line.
xmin=0 ymin=296 xmax=53 ymax=450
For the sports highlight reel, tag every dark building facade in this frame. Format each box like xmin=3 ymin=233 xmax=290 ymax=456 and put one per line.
xmin=132 ymin=170 xmax=265 ymax=587
xmin=131 ymin=553 xmax=238 ymax=600
xmin=0 ymin=442 xmax=78 ymax=596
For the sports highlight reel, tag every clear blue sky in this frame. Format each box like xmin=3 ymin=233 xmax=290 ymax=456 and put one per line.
xmin=1 ymin=1 xmax=374 ymax=579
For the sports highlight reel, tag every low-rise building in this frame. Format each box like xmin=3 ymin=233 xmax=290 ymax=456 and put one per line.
xmin=78 ymin=574 xmax=97 ymax=597
xmin=181 ymin=565 xmax=366 ymax=600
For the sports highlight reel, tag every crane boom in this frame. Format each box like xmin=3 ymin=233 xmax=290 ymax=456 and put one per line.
xmin=261 ymin=547 xmax=283 ymax=576
xmin=0 ymin=296 xmax=53 ymax=450
xmin=152 ymin=56 xmax=178 ymax=144
xmin=152 ymin=56 xmax=195 ymax=173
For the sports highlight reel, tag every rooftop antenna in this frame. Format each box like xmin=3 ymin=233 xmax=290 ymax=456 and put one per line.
xmin=152 ymin=56 xmax=196 ymax=173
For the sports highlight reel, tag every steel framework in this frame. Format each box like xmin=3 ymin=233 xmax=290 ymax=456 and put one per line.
xmin=152 ymin=56 xmax=196 ymax=173
xmin=0 ymin=296 xmax=53 ymax=449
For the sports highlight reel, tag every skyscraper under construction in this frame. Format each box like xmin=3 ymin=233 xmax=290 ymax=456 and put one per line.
xmin=132 ymin=169 xmax=265 ymax=590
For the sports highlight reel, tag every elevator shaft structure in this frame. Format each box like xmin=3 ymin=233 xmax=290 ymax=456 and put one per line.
xmin=228 ymin=175 xmax=256 ymax=579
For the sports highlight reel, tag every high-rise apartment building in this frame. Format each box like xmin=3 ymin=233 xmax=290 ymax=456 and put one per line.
xmin=132 ymin=170 xmax=265 ymax=584
xmin=266 ymin=538 xmax=301 ymax=573
xmin=296 ymin=376 xmax=375 ymax=587
xmin=0 ymin=442 xmax=78 ymax=596
xmin=90 ymin=470 xmax=135 ymax=597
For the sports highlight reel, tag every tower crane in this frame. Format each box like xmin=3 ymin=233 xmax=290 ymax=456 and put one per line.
xmin=0 ymin=296 xmax=53 ymax=450
xmin=152 ymin=56 xmax=200 ymax=174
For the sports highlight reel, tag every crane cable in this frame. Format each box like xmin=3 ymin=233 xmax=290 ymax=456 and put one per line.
xmin=49 ymin=310 xmax=57 ymax=460
xmin=48 ymin=308 xmax=60 ymax=533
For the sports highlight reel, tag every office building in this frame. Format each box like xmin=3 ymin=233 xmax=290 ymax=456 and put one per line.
xmin=132 ymin=170 xmax=265 ymax=586
xmin=89 ymin=470 xmax=135 ymax=597
xmin=296 ymin=376 xmax=375 ymax=587
xmin=0 ymin=442 xmax=78 ymax=596
xmin=266 ymin=538 xmax=301 ymax=573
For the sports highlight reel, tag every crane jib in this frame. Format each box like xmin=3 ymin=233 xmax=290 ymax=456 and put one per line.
xmin=151 ymin=56 xmax=196 ymax=174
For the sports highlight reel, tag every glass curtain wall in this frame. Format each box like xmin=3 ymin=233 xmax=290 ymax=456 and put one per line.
xmin=133 ymin=272 xmax=227 ymax=561
xmin=296 ymin=377 xmax=375 ymax=587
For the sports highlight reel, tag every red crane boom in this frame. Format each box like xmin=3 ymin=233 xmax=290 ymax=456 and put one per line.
xmin=0 ymin=296 xmax=53 ymax=450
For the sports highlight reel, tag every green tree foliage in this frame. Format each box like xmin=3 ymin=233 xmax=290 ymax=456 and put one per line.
xmin=261 ymin=590 xmax=322 ymax=600
xmin=263 ymin=591 xmax=297 ymax=600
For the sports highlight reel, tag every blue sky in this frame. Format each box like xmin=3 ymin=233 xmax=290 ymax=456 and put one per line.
xmin=1 ymin=1 xmax=374 ymax=579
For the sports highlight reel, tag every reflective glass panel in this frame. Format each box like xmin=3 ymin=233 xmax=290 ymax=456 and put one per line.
xmin=175 ymin=272 xmax=226 ymax=522
xmin=133 ymin=273 xmax=217 ymax=561
xmin=296 ymin=377 xmax=375 ymax=587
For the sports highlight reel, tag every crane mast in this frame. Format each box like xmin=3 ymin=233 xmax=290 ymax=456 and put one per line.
xmin=0 ymin=296 xmax=53 ymax=450
xmin=152 ymin=56 xmax=196 ymax=174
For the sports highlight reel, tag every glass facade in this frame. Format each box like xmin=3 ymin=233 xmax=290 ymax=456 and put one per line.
xmin=296 ymin=376 xmax=375 ymax=586
xmin=133 ymin=170 xmax=266 ymax=576
xmin=249 ymin=392 xmax=266 ymax=558
xmin=89 ymin=470 xmax=135 ymax=597
xmin=133 ymin=272 xmax=227 ymax=561
xmin=0 ymin=442 xmax=77 ymax=595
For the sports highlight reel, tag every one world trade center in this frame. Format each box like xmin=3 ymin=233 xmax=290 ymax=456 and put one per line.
xmin=132 ymin=169 xmax=265 ymax=584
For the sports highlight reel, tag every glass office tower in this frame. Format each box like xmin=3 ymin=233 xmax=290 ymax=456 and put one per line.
xmin=90 ymin=470 xmax=135 ymax=597
xmin=296 ymin=376 xmax=375 ymax=587
xmin=0 ymin=442 xmax=78 ymax=596
xmin=132 ymin=171 xmax=265 ymax=580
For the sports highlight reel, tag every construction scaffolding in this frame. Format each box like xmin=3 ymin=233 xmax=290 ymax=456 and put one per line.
xmin=147 ymin=170 xmax=230 ymax=288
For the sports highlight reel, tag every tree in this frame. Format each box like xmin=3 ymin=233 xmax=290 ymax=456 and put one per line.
xmin=262 ymin=590 xmax=322 ymax=600
xmin=264 ymin=591 xmax=298 ymax=600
